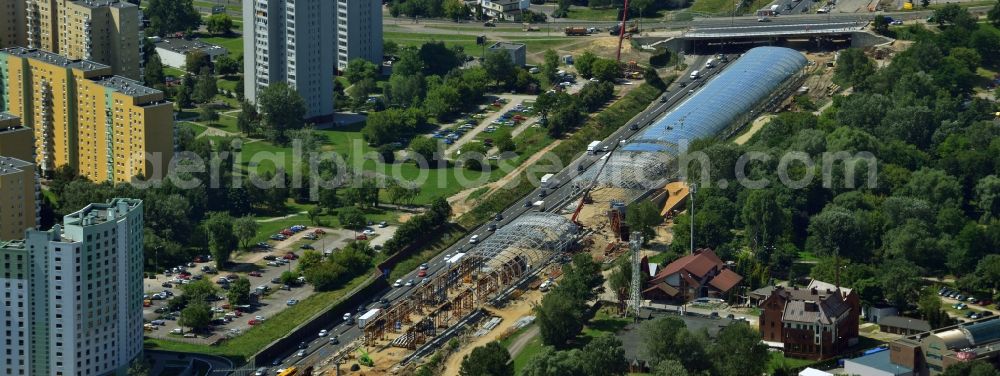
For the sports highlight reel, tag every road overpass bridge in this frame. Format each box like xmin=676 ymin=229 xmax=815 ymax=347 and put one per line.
xmin=641 ymin=20 xmax=892 ymax=53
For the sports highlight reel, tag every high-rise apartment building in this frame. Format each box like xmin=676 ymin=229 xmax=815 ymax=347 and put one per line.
xmin=0 ymin=198 xmax=144 ymax=375
xmin=0 ymin=0 xmax=140 ymax=79
xmin=0 ymin=47 xmax=173 ymax=183
xmin=0 ymin=156 xmax=38 ymax=240
xmin=335 ymin=0 xmax=383 ymax=70
xmin=0 ymin=113 xmax=35 ymax=162
xmin=243 ymin=0 xmax=336 ymax=122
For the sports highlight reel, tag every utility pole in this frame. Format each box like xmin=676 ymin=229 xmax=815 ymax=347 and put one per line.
xmin=689 ymin=182 xmax=697 ymax=255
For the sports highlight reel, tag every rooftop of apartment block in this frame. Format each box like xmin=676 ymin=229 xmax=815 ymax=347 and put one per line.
xmin=71 ymin=0 xmax=136 ymax=9
xmin=0 ymin=156 xmax=33 ymax=176
xmin=0 ymin=47 xmax=109 ymax=72
xmin=92 ymin=75 xmax=161 ymax=97
xmin=154 ymin=38 xmax=228 ymax=55
xmin=489 ymin=42 xmax=526 ymax=50
xmin=0 ymin=239 xmax=27 ymax=250
xmin=63 ymin=198 xmax=141 ymax=227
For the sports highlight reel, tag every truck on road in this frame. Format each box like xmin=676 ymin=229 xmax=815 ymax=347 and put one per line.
xmin=564 ymin=27 xmax=588 ymax=36
xmin=540 ymin=173 xmax=555 ymax=188
xmin=587 ymin=141 xmax=601 ymax=154
xmin=358 ymin=308 xmax=380 ymax=328
xmin=447 ymin=253 xmax=466 ymax=266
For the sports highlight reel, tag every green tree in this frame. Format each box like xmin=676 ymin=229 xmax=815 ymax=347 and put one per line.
xmin=199 ymin=106 xmax=219 ymax=122
xmin=214 ymin=55 xmax=240 ymax=76
xmin=495 ymin=132 xmax=515 ymax=152
xmin=580 ymin=335 xmax=627 ymax=376
xmin=458 ymin=142 xmax=489 ymax=170
xmin=711 ymin=324 xmax=768 ymax=376
xmin=741 ymin=189 xmax=788 ymax=251
xmin=522 ymin=347 xmax=585 ymax=376
xmin=941 ymin=360 xmax=1000 ymax=376
xmin=344 ymin=59 xmax=380 ymax=84
xmin=833 ymin=48 xmax=875 ymax=88
xmin=410 ymin=137 xmax=441 ymax=163
xmin=186 ymin=51 xmax=212 ymax=75
xmin=304 ymin=261 xmax=347 ymax=291
xmin=483 ymin=50 xmax=515 ymax=87
xmin=280 ymin=270 xmax=298 ymax=286
xmin=179 ymin=302 xmax=211 ymax=331
xmin=918 ymin=289 xmax=952 ymax=329
xmin=227 ymin=277 xmax=251 ymax=306
xmin=459 ymin=341 xmax=513 ymax=376
xmin=873 ymin=15 xmax=890 ymax=35
xmin=535 ymin=290 xmax=585 ymax=348
xmin=298 ymin=250 xmax=323 ymax=272
xmin=641 ymin=316 xmax=711 ymax=372
xmin=575 ymin=51 xmax=598 ymax=78
xmin=347 ymin=78 xmax=377 ymax=111
xmin=338 ymin=207 xmax=367 ymax=229
xmin=236 ymin=100 xmax=260 ymax=136
xmin=205 ymin=212 xmax=236 ymax=269
xmin=258 ymin=82 xmax=306 ymax=144
xmin=990 ymin=0 xmax=1000 ymax=27
xmin=626 ymin=200 xmax=661 ymax=242
xmin=974 ymin=175 xmax=1000 ymax=221
xmin=206 ymin=13 xmax=234 ymax=35
xmin=652 ymin=360 xmax=689 ymax=376
xmin=144 ymin=54 xmax=165 ymax=87
xmin=543 ymin=49 xmax=560 ymax=82
xmin=443 ymin=0 xmax=469 ymax=21
xmin=934 ymin=4 xmax=978 ymax=28
xmin=805 ymin=206 xmax=865 ymax=260
xmin=592 ymin=59 xmax=622 ymax=82
xmin=127 ymin=358 xmax=151 ymax=376
xmin=145 ymin=0 xmax=201 ymax=36
xmin=880 ymin=259 xmax=924 ymax=308
xmin=193 ymin=67 xmax=217 ymax=103
xmin=424 ymin=84 xmax=462 ymax=118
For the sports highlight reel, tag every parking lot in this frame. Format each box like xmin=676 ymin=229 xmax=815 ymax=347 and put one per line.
xmin=937 ymin=287 xmax=999 ymax=322
xmin=142 ymin=223 xmax=397 ymax=344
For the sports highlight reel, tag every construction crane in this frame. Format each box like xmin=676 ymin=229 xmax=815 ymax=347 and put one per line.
xmin=570 ymin=140 xmax=622 ymax=226
xmin=615 ymin=0 xmax=631 ymax=63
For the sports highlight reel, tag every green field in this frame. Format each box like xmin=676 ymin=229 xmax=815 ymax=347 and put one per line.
xmin=383 ymin=29 xmax=580 ymax=59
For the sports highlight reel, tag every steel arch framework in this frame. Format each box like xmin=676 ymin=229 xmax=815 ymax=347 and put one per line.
xmin=467 ymin=213 xmax=578 ymax=271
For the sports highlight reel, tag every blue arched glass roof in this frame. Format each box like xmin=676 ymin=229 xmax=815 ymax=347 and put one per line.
xmin=964 ymin=319 xmax=1000 ymax=346
xmin=623 ymin=47 xmax=808 ymax=153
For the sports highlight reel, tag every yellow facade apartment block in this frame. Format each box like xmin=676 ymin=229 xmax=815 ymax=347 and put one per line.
xmin=0 ymin=156 xmax=37 ymax=240
xmin=0 ymin=113 xmax=35 ymax=162
xmin=1 ymin=0 xmax=139 ymax=79
xmin=0 ymin=47 xmax=173 ymax=183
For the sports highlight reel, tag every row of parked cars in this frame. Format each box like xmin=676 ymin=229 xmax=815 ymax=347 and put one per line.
xmin=939 ymin=287 xmax=995 ymax=308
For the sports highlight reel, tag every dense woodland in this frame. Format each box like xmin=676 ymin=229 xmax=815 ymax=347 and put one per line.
xmin=666 ymin=6 xmax=1000 ymax=317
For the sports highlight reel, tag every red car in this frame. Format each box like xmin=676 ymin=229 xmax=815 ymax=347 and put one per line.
xmin=313 ymin=229 xmax=326 ymax=235
xmin=193 ymin=256 xmax=204 ymax=263
xmin=248 ymin=271 xmax=262 ymax=277
xmin=221 ymin=303 xmax=231 ymax=309
xmin=418 ymin=270 xmax=427 ymax=277
xmin=177 ymin=274 xmax=190 ymax=280
xmin=355 ymin=234 xmax=368 ymax=240
xmin=281 ymin=229 xmax=294 ymax=236
xmin=248 ymin=319 xmax=261 ymax=326
xmin=283 ymin=252 xmax=297 ymax=260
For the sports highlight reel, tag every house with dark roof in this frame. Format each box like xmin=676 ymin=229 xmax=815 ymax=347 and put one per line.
xmin=759 ymin=282 xmax=860 ymax=360
xmin=642 ymin=248 xmax=742 ymax=303
xmin=879 ymin=316 xmax=932 ymax=336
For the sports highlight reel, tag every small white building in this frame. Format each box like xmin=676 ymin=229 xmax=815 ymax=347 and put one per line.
xmin=798 ymin=368 xmax=833 ymax=376
xmin=153 ymin=38 xmax=228 ymax=71
xmin=480 ymin=0 xmax=530 ymax=21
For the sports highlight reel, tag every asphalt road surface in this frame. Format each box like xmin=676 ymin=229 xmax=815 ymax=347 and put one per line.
xmin=261 ymin=54 xmax=735 ymax=374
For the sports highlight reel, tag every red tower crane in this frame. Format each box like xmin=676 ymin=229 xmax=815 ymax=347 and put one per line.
xmin=615 ymin=0 xmax=631 ymax=63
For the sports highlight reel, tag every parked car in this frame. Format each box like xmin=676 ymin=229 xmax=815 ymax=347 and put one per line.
xmin=287 ymin=299 xmax=299 ymax=306
xmin=248 ymin=271 xmax=262 ymax=277
xmin=356 ymin=234 xmax=368 ymax=240
xmin=263 ymin=255 xmax=277 ymax=261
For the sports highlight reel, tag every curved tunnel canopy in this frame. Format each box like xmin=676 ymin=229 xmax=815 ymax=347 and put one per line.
xmin=574 ymin=47 xmax=808 ymax=201
xmin=624 ymin=46 xmax=808 ymax=153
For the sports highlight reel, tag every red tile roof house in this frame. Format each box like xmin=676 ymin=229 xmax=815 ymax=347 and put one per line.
xmin=641 ymin=248 xmax=743 ymax=303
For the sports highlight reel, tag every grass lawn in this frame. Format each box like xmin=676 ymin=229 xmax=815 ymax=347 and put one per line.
xmin=145 ymin=273 xmax=373 ymax=359
xmin=250 ymin=207 xmax=401 ymax=244
xmin=202 ymin=35 xmax=244 ymax=59
xmin=767 ymin=351 xmax=817 ymax=373
xmin=580 ymin=307 xmax=631 ymax=339
xmin=383 ymin=29 xmax=578 ymax=57
xmin=566 ymin=6 xmax=665 ymax=21
xmin=689 ymin=0 xmax=745 ymax=16
xmin=219 ymin=77 xmax=240 ymax=92
xmin=164 ymin=67 xmax=187 ymax=78
xmin=179 ymin=121 xmax=208 ymax=137
xmin=202 ymin=115 xmax=240 ymax=134
xmin=501 ymin=326 xmax=544 ymax=375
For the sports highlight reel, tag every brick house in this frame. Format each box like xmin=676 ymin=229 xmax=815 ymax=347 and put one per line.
xmin=759 ymin=281 xmax=861 ymax=360
xmin=642 ymin=248 xmax=742 ymax=303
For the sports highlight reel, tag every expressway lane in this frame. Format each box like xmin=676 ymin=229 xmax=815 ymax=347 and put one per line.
xmin=267 ymin=54 xmax=730 ymax=373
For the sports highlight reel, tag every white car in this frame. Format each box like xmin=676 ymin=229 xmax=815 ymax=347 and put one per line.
xmin=363 ymin=229 xmax=376 ymax=236
xmin=297 ymin=350 xmax=306 ymax=357
xmin=393 ymin=279 xmax=403 ymax=287
xmin=470 ymin=235 xmax=480 ymax=244
xmin=255 ymin=315 xmax=266 ymax=321
xmin=287 ymin=299 xmax=299 ymax=306
xmin=319 ymin=329 xmax=328 ymax=337
xmin=405 ymin=279 xmax=415 ymax=287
